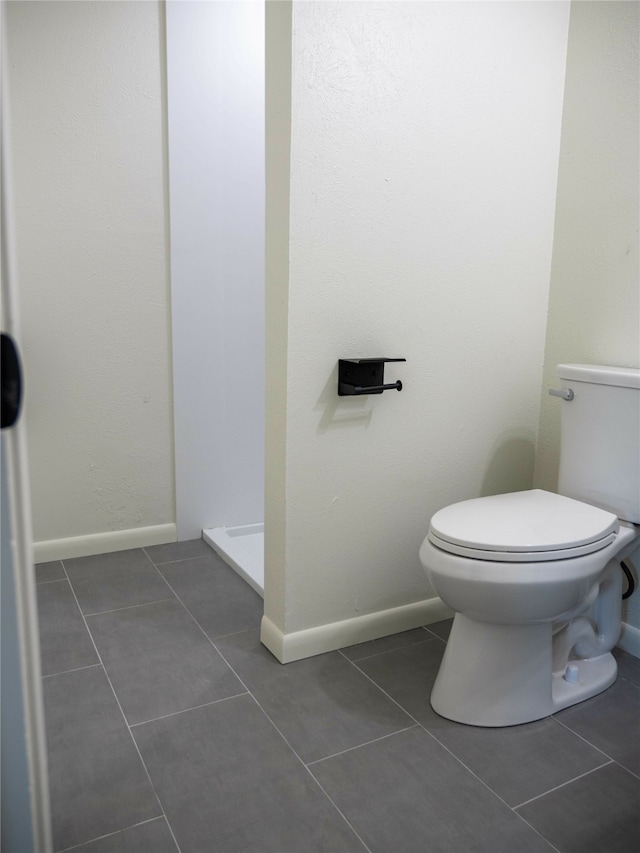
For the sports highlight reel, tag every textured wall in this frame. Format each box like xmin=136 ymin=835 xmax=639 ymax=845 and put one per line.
xmin=6 ymin=1 xmax=174 ymax=548
xmin=266 ymin=1 xmax=570 ymax=636
xmin=535 ymin=1 xmax=640 ymax=491
xmin=534 ymin=1 xmax=640 ymax=628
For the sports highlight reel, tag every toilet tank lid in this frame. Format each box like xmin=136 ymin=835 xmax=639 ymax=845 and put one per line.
xmin=557 ymin=364 xmax=640 ymax=389
xmin=429 ymin=490 xmax=619 ymax=554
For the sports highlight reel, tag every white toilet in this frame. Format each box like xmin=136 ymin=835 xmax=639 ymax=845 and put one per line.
xmin=419 ymin=364 xmax=640 ymax=727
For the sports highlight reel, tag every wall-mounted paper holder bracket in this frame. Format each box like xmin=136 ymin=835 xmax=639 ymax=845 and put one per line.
xmin=338 ymin=358 xmax=406 ymax=396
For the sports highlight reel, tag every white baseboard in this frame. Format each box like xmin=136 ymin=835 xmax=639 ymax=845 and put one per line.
xmin=618 ymin=621 xmax=640 ymax=659
xmin=261 ymin=597 xmax=454 ymax=664
xmin=260 ymin=602 xmax=640 ymax=665
xmin=33 ymin=523 xmax=177 ymax=563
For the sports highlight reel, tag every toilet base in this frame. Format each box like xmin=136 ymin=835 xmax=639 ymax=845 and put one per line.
xmin=430 ymin=613 xmax=617 ymax=727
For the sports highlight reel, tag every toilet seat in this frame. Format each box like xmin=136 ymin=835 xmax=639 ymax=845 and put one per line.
xmin=428 ymin=489 xmax=619 ymax=562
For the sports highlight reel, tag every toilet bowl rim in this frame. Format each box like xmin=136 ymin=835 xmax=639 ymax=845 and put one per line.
xmin=428 ymin=489 xmax=620 ymax=556
xmin=427 ymin=529 xmax=616 ymax=562
xmin=419 ymin=526 xmax=637 ymax=584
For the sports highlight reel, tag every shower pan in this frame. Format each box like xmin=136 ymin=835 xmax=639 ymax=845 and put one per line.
xmin=203 ymin=523 xmax=264 ymax=597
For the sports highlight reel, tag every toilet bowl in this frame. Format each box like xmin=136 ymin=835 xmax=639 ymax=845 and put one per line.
xmin=419 ymin=364 xmax=640 ymax=727
xmin=420 ymin=492 xmax=638 ymax=726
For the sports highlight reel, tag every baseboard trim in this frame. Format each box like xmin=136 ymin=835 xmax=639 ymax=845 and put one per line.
xmin=618 ymin=621 xmax=640 ymax=659
xmin=33 ymin=524 xmax=177 ymax=563
xmin=260 ymin=597 xmax=454 ymax=664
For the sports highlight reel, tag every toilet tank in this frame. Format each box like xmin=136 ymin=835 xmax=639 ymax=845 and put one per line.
xmin=556 ymin=364 xmax=640 ymax=523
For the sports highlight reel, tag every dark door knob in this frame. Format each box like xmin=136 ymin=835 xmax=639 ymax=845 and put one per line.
xmin=1 ymin=333 xmax=23 ymax=429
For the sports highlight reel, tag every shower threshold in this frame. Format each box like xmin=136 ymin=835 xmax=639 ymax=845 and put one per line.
xmin=202 ymin=523 xmax=264 ymax=597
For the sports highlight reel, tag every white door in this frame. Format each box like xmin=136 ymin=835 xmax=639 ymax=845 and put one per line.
xmin=1 ymin=7 xmax=52 ymax=850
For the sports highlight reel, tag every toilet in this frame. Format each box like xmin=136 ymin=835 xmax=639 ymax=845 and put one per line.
xmin=419 ymin=364 xmax=640 ymax=727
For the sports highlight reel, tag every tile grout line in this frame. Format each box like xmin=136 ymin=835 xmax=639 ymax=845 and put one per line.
xmin=129 ymin=691 xmax=251 ymax=728
xmin=550 ymin=714 xmax=619 ymax=764
xmin=302 ymin=767 xmax=374 ymax=853
xmin=306 ymin=724 xmax=420 ymax=767
xmin=55 ymin=816 xmax=169 ymax=853
xmin=513 ymin=759 xmax=615 ymax=810
xmin=42 ymin=663 xmax=102 ymax=680
xmin=150 ymin=570 xmax=253 ymax=669
xmin=336 ymin=648 xmax=427 ymax=729
xmin=199 ymin=625 xmax=266 ymax=642
xmin=59 ymin=560 xmax=184 ymax=853
xmin=551 ymin=712 xmax=640 ymax=781
xmin=422 ymin=625 xmax=453 ymax=643
xmin=343 ymin=635 xmax=446 ymax=664
xmin=142 ymin=546 xmax=217 ymax=567
xmin=83 ymin=597 xmax=176 ymax=618
xmin=508 ymin=814 xmax=563 ymax=853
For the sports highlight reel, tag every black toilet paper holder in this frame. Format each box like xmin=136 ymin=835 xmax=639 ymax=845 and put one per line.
xmin=338 ymin=358 xmax=406 ymax=396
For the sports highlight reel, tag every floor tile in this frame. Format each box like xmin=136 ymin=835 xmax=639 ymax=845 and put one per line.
xmin=425 ymin=618 xmax=453 ymax=641
xmin=340 ymin=627 xmax=432 ymax=661
xmin=311 ymin=726 xmax=554 ymax=853
xmin=613 ymin=646 xmax=640 ymax=687
xmin=425 ymin=714 xmax=610 ymax=807
xmin=554 ymin=678 xmax=640 ymax=776
xmin=134 ymin=694 xmax=366 ymax=853
xmin=214 ymin=628 xmax=287 ymax=684
xmin=517 ymin=762 xmax=640 ymax=853
xmin=353 ymin=637 xmax=446 ymax=727
xmin=360 ymin=639 xmax=635 ymax=802
xmin=158 ymin=555 xmax=263 ymax=639
xmin=216 ymin=629 xmax=414 ymax=763
xmin=88 ymin=599 xmax=245 ymax=724
xmin=35 ymin=560 xmax=66 ymax=584
xmin=64 ymin=549 xmax=172 ymax=615
xmin=37 ymin=580 xmax=98 ymax=676
xmin=144 ymin=538 xmax=213 ymax=565
xmin=69 ymin=818 xmax=178 ymax=853
xmin=43 ymin=667 xmax=161 ymax=851
xmin=38 ymin=541 xmax=640 ymax=853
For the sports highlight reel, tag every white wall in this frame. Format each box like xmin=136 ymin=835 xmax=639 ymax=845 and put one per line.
xmin=166 ymin=0 xmax=265 ymax=540
xmin=264 ymin=0 xmax=571 ymax=660
xmin=6 ymin=1 xmax=175 ymax=560
xmin=534 ymin=1 xmax=640 ymax=637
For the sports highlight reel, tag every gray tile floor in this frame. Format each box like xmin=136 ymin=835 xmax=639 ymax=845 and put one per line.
xmin=36 ymin=541 xmax=640 ymax=853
